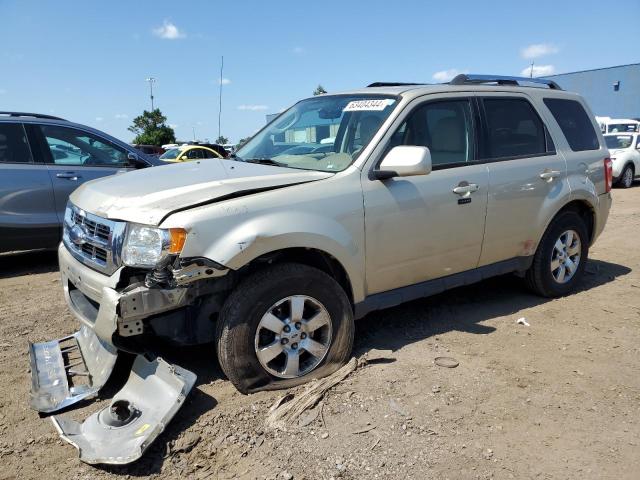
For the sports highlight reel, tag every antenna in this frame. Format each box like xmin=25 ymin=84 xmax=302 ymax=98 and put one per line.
xmin=529 ymin=61 xmax=534 ymax=78
xmin=218 ymin=56 xmax=224 ymax=139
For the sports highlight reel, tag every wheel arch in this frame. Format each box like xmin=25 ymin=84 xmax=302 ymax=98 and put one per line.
xmin=237 ymin=247 xmax=355 ymax=305
xmin=544 ymin=199 xmax=596 ymax=245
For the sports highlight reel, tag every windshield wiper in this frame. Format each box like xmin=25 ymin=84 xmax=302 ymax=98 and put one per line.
xmin=243 ymin=157 xmax=287 ymax=167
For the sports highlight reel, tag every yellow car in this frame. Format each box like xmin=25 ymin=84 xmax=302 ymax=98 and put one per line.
xmin=159 ymin=145 xmax=222 ymax=163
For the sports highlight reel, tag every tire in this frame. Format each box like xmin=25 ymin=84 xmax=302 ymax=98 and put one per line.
xmin=216 ymin=262 xmax=354 ymax=394
xmin=525 ymin=210 xmax=589 ymax=297
xmin=618 ymin=164 xmax=634 ymax=189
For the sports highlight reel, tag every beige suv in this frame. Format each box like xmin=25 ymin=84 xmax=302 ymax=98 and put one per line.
xmin=29 ymin=75 xmax=612 ymax=464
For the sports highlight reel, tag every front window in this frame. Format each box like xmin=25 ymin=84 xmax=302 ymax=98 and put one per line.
xmin=605 ymin=135 xmax=634 ymax=149
xmin=160 ymin=148 xmax=182 ymax=160
xmin=607 ymin=123 xmax=639 ymax=133
xmin=235 ymin=94 xmax=399 ymax=172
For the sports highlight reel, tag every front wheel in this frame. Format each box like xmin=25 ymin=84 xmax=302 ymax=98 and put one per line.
xmin=525 ymin=211 xmax=589 ymax=297
xmin=216 ymin=263 xmax=354 ymax=393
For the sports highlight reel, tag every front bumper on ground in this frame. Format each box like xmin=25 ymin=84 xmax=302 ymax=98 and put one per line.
xmin=28 ymin=244 xmax=198 ymax=465
xmin=29 ymin=326 xmax=117 ymax=413
xmin=52 ymin=355 xmax=196 ymax=465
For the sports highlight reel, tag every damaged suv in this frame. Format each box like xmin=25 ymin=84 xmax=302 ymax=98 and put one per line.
xmin=30 ymin=75 xmax=612 ymax=464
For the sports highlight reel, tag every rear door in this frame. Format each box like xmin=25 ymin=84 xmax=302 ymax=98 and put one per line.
xmin=0 ymin=122 xmax=58 ymax=252
xmin=477 ymin=94 xmax=570 ymax=266
xmin=33 ymin=124 xmax=134 ymax=221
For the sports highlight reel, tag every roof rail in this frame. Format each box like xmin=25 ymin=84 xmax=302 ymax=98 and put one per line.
xmin=0 ymin=111 xmax=67 ymax=121
xmin=449 ymin=74 xmax=562 ymax=90
xmin=367 ymin=82 xmax=426 ymax=88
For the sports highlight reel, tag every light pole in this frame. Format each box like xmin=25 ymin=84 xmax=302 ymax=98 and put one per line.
xmin=146 ymin=77 xmax=156 ymax=110
xmin=218 ymin=56 xmax=224 ymax=140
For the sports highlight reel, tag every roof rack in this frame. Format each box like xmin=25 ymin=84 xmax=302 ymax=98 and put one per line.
xmin=367 ymin=82 xmax=426 ymax=88
xmin=449 ymin=74 xmax=562 ymax=90
xmin=0 ymin=111 xmax=67 ymax=121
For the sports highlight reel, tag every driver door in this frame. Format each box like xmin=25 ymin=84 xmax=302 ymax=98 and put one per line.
xmin=34 ymin=125 xmax=133 ymax=220
xmin=362 ymin=95 xmax=489 ymax=295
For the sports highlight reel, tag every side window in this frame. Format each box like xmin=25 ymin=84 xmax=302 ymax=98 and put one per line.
xmin=203 ymin=149 xmax=217 ymax=159
xmin=543 ymin=98 xmax=599 ymax=151
xmin=482 ymin=98 xmax=547 ymax=159
xmin=40 ymin=125 xmax=129 ymax=166
xmin=0 ymin=123 xmax=33 ymax=164
xmin=393 ymin=100 xmax=475 ymax=167
xmin=186 ymin=148 xmax=205 ymax=160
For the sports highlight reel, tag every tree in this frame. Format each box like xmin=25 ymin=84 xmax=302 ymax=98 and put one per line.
xmin=313 ymin=85 xmax=327 ymax=96
xmin=128 ymin=109 xmax=176 ymax=146
xmin=215 ymin=135 xmax=229 ymax=144
xmin=236 ymin=136 xmax=252 ymax=148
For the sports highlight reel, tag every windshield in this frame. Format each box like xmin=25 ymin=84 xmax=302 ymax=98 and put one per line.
xmin=160 ymin=148 xmax=182 ymax=160
xmin=607 ymin=123 xmax=639 ymax=133
xmin=605 ymin=135 xmax=634 ymax=149
xmin=235 ymin=94 xmax=398 ymax=172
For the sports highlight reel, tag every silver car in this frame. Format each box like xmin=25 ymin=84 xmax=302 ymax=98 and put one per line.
xmin=29 ymin=75 xmax=612 ymax=464
xmin=0 ymin=112 xmax=159 ymax=253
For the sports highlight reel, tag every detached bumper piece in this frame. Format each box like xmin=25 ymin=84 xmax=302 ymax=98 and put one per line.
xmin=52 ymin=356 xmax=196 ymax=465
xmin=29 ymin=326 xmax=118 ymax=413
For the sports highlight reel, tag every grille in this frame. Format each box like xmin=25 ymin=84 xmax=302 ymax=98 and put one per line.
xmin=73 ymin=212 xmax=111 ymax=241
xmin=81 ymin=243 xmax=108 ymax=263
xmin=63 ymin=204 xmax=125 ymax=275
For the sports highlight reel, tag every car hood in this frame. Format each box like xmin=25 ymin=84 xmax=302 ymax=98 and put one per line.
xmin=70 ymin=158 xmax=333 ymax=225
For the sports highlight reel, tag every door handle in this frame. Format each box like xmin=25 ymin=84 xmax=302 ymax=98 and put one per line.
xmin=56 ymin=172 xmax=81 ymax=181
xmin=539 ymin=169 xmax=561 ymax=182
xmin=452 ymin=182 xmax=479 ymax=195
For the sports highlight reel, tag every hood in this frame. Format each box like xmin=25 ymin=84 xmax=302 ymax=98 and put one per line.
xmin=70 ymin=158 xmax=333 ymax=225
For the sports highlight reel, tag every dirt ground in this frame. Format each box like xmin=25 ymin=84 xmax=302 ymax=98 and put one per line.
xmin=1 ymin=186 xmax=639 ymax=480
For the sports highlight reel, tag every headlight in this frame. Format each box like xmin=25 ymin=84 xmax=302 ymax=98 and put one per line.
xmin=122 ymin=224 xmax=187 ymax=268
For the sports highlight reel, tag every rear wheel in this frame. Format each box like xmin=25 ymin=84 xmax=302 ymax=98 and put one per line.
xmin=216 ymin=263 xmax=354 ymax=393
xmin=618 ymin=164 xmax=634 ymax=188
xmin=525 ymin=211 xmax=589 ymax=297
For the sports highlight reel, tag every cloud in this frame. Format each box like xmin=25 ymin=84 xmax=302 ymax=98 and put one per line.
xmin=520 ymin=64 xmax=555 ymax=77
xmin=114 ymin=113 xmax=128 ymax=119
xmin=238 ymin=104 xmax=268 ymax=111
xmin=168 ymin=123 xmax=179 ymax=129
xmin=521 ymin=43 xmax=558 ymax=60
xmin=292 ymin=46 xmax=305 ymax=54
xmin=95 ymin=117 xmax=104 ymax=122
xmin=432 ymin=69 xmax=467 ymax=82
xmin=219 ymin=77 xmax=231 ymax=85
xmin=153 ymin=20 xmax=186 ymax=40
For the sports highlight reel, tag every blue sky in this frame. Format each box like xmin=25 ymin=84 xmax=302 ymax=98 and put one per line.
xmin=1 ymin=0 xmax=638 ymax=143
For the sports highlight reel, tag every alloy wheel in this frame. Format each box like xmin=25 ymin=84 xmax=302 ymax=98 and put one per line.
xmin=550 ymin=229 xmax=581 ymax=284
xmin=254 ymin=295 xmax=332 ymax=378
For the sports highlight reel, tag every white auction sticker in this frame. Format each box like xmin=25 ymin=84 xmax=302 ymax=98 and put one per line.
xmin=343 ymin=99 xmax=392 ymax=112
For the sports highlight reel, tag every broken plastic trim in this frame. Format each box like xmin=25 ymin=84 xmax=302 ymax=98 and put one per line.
xmin=52 ymin=355 xmax=197 ymax=465
xmin=29 ymin=326 xmax=118 ymax=413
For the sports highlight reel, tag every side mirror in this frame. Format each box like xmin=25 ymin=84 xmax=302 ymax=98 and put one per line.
xmin=374 ymin=146 xmax=432 ymax=180
xmin=127 ymin=152 xmax=146 ymax=168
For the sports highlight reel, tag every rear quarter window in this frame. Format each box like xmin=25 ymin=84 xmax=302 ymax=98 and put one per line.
xmin=543 ymin=98 xmax=599 ymax=152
